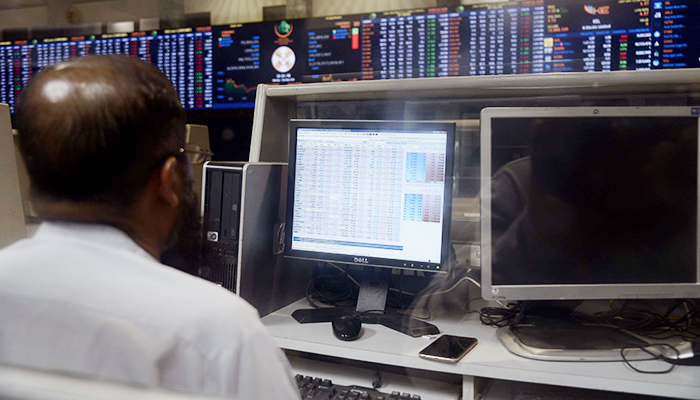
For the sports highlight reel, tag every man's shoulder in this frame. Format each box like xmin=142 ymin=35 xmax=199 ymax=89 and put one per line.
xmin=0 ymin=234 xmax=261 ymax=348
xmin=155 ymin=262 xmax=261 ymax=324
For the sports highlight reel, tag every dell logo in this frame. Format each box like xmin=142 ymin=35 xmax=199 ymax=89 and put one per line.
xmin=354 ymin=257 xmax=369 ymax=264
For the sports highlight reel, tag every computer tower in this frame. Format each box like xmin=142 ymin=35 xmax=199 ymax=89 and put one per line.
xmin=201 ymin=162 xmax=311 ymax=316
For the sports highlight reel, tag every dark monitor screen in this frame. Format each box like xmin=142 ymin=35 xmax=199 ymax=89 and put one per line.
xmin=285 ymin=120 xmax=455 ymax=272
xmin=489 ymin=116 xmax=698 ymax=286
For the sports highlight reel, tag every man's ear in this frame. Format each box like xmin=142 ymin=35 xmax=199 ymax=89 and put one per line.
xmin=157 ymin=156 xmax=181 ymax=209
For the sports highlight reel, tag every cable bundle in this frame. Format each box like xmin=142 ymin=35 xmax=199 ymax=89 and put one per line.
xmin=479 ymin=299 xmax=700 ymax=374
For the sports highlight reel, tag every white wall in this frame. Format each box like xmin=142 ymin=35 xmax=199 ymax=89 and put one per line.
xmin=0 ymin=6 xmax=48 ymax=30
xmin=0 ymin=0 xmax=517 ymax=32
xmin=312 ymin=0 xmax=512 ymax=17
xmin=185 ymin=0 xmax=286 ymax=25
xmin=0 ymin=1 xmax=158 ymax=31
xmin=185 ymin=0 xmax=512 ymax=25
xmin=312 ymin=0 xmax=436 ymax=17
xmin=461 ymin=0 xmax=510 ymax=3
xmin=191 ymin=0 xmax=513 ymax=24
xmin=75 ymin=0 xmax=159 ymax=23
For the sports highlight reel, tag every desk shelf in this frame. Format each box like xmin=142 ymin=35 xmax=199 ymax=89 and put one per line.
xmin=262 ymin=299 xmax=700 ymax=400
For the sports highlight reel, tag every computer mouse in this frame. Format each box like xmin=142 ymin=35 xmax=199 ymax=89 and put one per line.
xmin=332 ymin=316 xmax=362 ymax=341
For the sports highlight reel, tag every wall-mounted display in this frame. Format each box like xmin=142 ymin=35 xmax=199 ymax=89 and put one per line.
xmin=1 ymin=0 xmax=698 ymax=113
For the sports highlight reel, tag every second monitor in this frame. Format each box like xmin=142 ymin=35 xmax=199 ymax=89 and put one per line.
xmin=285 ymin=120 xmax=455 ymax=336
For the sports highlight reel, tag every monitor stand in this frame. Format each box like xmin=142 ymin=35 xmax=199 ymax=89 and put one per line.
xmin=291 ymin=267 xmax=440 ymax=338
xmin=497 ymin=317 xmax=653 ymax=362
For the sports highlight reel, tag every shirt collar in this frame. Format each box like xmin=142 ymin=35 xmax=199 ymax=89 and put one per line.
xmin=34 ymin=221 xmax=159 ymax=262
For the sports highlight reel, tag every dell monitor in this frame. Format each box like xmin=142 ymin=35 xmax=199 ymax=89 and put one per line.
xmin=285 ymin=119 xmax=455 ymax=336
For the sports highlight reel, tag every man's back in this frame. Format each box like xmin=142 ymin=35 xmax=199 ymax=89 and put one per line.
xmin=0 ymin=222 xmax=298 ymax=399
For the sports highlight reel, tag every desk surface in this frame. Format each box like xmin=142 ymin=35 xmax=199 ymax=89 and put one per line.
xmin=262 ymin=299 xmax=700 ymax=400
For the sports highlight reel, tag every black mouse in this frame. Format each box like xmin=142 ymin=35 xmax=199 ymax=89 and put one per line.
xmin=332 ymin=315 xmax=362 ymax=341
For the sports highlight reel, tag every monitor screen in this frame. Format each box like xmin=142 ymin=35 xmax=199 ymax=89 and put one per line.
xmin=285 ymin=120 xmax=454 ymax=271
xmin=482 ymin=108 xmax=700 ymax=300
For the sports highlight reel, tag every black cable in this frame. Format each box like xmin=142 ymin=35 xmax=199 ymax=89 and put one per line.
xmin=620 ymin=344 xmax=680 ymax=374
xmin=479 ymin=303 xmax=524 ymax=327
xmin=573 ymin=300 xmax=700 ymax=341
xmin=403 ymin=307 xmax=431 ymax=321
xmin=305 ymin=263 xmax=427 ymax=319
xmin=478 ymin=300 xmax=697 ymax=374
xmin=304 ymin=265 xmax=358 ymax=309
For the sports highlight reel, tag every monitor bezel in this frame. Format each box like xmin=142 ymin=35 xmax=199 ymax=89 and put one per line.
xmin=481 ymin=107 xmax=700 ymax=301
xmin=285 ymin=119 xmax=455 ymax=273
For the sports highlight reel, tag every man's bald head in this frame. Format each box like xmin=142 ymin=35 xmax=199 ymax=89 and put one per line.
xmin=17 ymin=55 xmax=186 ymax=209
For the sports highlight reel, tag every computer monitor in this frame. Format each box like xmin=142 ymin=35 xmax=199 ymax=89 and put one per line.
xmin=481 ymin=107 xmax=700 ymax=302
xmin=285 ymin=120 xmax=455 ymax=272
xmin=284 ymin=120 xmax=454 ymax=336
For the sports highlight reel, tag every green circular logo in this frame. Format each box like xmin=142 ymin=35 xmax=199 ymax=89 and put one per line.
xmin=277 ymin=20 xmax=291 ymax=35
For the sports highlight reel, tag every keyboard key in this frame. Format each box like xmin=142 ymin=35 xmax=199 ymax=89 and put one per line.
xmin=290 ymin=374 xmax=422 ymax=400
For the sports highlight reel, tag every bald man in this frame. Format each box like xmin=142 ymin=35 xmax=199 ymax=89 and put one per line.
xmin=0 ymin=56 xmax=298 ymax=399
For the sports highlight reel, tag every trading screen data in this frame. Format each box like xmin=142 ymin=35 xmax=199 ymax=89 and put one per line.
xmin=0 ymin=28 xmax=213 ymax=113
xmin=291 ymin=128 xmax=448 ymax=266
xmin=212 ymin=20 xmax=307 ymax=108
xmin=1 ymin=0 xmax=700 ymax=112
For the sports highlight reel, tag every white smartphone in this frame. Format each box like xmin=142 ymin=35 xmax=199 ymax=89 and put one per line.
xmin=418 ymin=334 xmax=478 ymax=363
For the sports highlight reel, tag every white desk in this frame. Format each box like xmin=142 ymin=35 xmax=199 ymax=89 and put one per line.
xmin=262 ymin=299 xmax=700 ymax=400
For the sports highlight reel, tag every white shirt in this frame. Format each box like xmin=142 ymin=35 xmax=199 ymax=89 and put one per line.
xmin=0 ymin=222 xmax=299 ymax=399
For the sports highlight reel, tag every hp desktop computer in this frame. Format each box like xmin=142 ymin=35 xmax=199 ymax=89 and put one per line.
xmin=201 ymin=162 xmax=311 ymax=316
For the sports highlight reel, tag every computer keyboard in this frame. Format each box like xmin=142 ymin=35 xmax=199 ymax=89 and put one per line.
xmin=296 ymin=374 xmax=422 ymax=400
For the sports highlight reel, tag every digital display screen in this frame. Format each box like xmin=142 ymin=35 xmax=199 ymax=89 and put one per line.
xmin=303 ymin=15 xmax=363 ymax=83
xmin=2 ymin=0 xmax=700 ymax=113
xmin=290 ymin=128 xmax=448 ymax=266
xmin=0 ymin=30 xmax=214 ymax=113
xmin=489 ymin=116 xmax=698 ymax=285
xmin=212 ymin=20 xmax=307 ymax=108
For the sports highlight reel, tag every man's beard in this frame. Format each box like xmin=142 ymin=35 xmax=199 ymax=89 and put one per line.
xmin=160 ymin=178 xmax=204 ymax=276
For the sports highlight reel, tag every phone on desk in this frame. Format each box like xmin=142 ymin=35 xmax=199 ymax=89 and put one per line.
xmin=418 ymin=334 xmax=478 ymax=363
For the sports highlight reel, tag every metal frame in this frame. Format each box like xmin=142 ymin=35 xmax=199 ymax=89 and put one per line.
xmin=480 ymin=106 xmax=700 ymax=301
xmin=495 ymin=327 xmax=653 ymax=362
xmin=250 ymin=70 xmax=700 ymax=163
